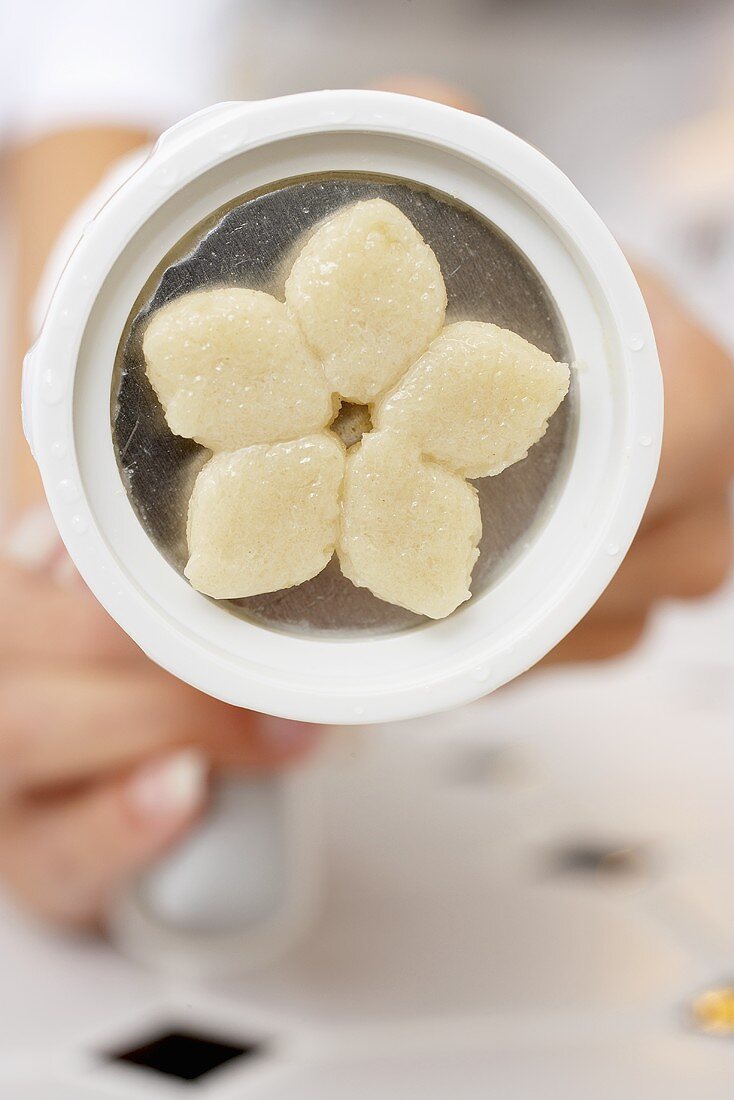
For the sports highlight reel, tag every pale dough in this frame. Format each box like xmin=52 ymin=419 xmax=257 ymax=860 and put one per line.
xmin=338 ymin=430 xmax=482 ymax=619
xmin=143 ymin=288 xmax=334 ymax=452
xmin=285 ymin=198 xmax=446 ymax=404
xmin=142 ymin=202 xmax=570 ymax=619
xmin=185 ymin=433 xmax=345 ymax=599
xmin=374 ymin=321 xmax=570 ymax=478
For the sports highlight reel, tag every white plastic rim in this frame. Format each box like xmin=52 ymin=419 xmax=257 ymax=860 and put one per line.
xmin=23 ymin=90 xmax=663 ymax=725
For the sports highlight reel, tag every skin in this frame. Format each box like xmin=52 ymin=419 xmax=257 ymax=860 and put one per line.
xmin=546 ymin=266 xmax=734 ymax=663
xmin=0 ymin=128 xmax=319 ymax=926
xmin=0 ymin=86 xmax=732 ymax=926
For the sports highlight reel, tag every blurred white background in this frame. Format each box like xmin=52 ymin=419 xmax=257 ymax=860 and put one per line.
xmin=0 ymin=1 xmax=733 ymax=1095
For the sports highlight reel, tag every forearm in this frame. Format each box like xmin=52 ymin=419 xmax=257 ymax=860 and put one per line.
xmin=7 ymin=126 xmax=151 ymax=515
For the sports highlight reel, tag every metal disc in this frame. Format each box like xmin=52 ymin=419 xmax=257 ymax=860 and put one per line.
xmin=112 ymin=173 xmax=575 ymax=638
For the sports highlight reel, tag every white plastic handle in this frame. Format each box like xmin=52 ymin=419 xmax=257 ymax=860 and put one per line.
xmin=135 ymin=776 xmax=290 ymax=934
xmin=110 ymin=767 xmax=322 ymax=977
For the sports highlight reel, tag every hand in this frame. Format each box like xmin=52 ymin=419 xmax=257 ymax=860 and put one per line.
xmin=548 ymin=267 xmax=734 ymax=662
xmin=0 ymin=525 xmax=317 ymax=927
xmin=374 ymin=77 xmax=734 ymax=662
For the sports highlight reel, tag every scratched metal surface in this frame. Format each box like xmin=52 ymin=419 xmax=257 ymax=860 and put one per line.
xmin=112 ymin=173 xmax=575 ymax=637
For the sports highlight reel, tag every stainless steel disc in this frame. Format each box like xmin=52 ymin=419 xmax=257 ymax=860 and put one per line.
xmin=112 ymin=172 xmax=575 ymax=637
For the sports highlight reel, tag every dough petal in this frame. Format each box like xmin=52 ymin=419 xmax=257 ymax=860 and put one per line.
xmin=143 ymin=288 xmax=334 ymax=451
xmin=374 ymin=321 xmax=570 ymax=478
xmin=338 ymin=430 xmax=481 ymax=619
xmin=285 ymin=199 xmax=447 ymax=404
xmin=185 ymin=433 xmax=345 ymax=599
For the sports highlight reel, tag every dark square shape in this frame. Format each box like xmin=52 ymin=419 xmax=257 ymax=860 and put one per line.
xmin=548 ymin=841 xmax=647 ymax=878
xmin=109 ymin=1027 xmax=264 ymax=1082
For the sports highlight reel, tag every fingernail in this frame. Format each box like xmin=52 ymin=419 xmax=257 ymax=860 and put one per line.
xmin=256 ymin=716 xmax=320 ymax=753
xmin=127 ymin=749 xmax=208 ymax=826
xmin=0 ymin=505 xmax=61 ymax=571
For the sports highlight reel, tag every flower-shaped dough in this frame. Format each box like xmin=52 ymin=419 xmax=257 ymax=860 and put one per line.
xmin=143 ymin=199 xmax=570 ymax=618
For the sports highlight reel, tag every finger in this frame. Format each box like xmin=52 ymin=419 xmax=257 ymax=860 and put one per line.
xmin=0 ymin=749 xmax=207 ymax=926
xmin=0 ymin=665 xmax=320 ymax=795
xmin=591 ymin=494 xmax=732 ymax=620
xmin=635 ymin=268 xmax=734 ymax=521
xmin=544 ymin=615 xmax=649 ymax=666
xmin=0 ymin=557 xmax=142 ymax=663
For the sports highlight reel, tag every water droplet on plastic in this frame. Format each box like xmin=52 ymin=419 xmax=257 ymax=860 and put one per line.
xmin=51 ymin=440 xmax=67 ymax=459
xmin=628 ymin=333 xmax=645 ymax=352
xmin=71 ymin=514 xmax=88 ymax=535
xmin=606 ymin=542 xmax=620 ymax=556
xmin=42 ymin=370 xmax=63 ymax=405
xmin=59 ymin=478 xmax=80 ymax=502
xmin=472 ymin=666 xmax=489 ymax=682
xmin=214 ymin=128 xmax=241 ymax=152
xmin=155 ymin=163 xmax=178 ymax=187
xmin=639 ymin=434 xmax=652 ymax=447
